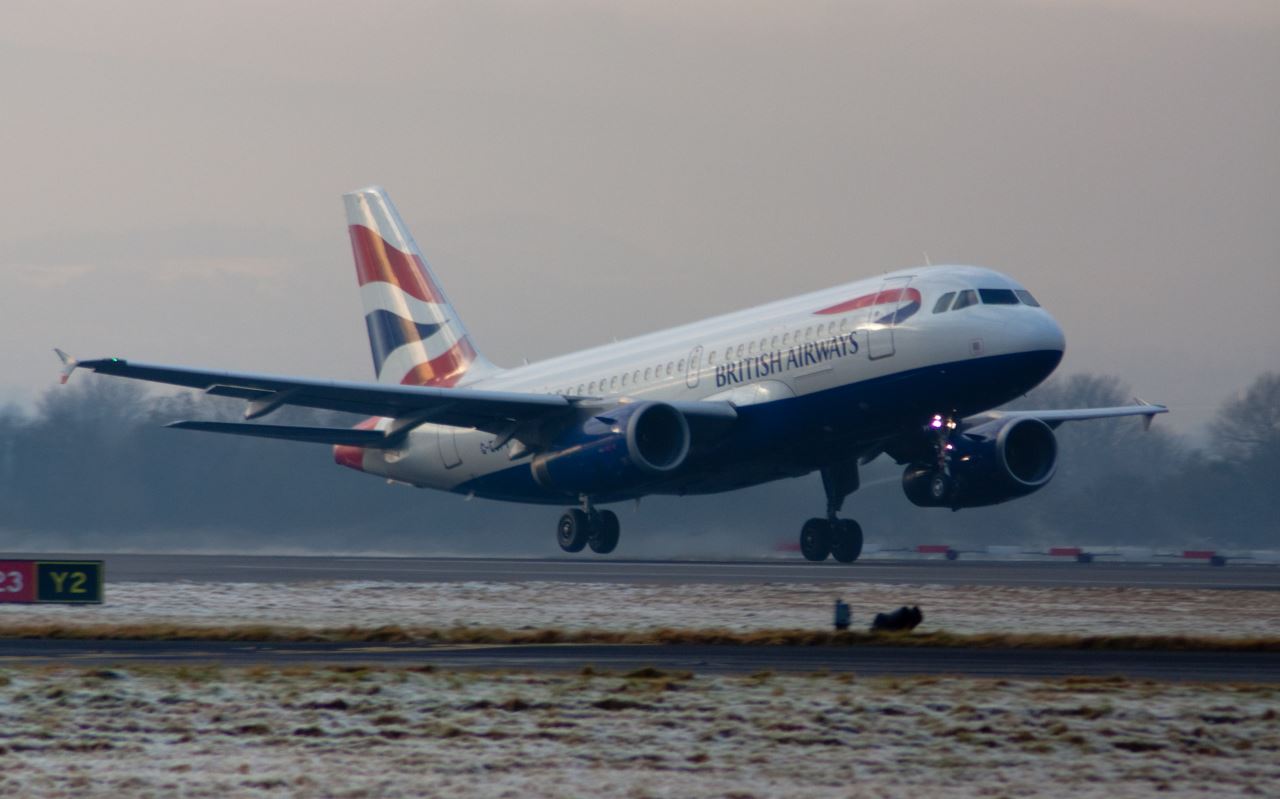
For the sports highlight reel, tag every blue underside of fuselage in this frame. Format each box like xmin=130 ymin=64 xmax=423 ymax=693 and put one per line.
xmin=453 ymin=349 xmax=1063 ymax=506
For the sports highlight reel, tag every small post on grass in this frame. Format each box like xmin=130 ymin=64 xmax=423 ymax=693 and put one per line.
xmin=833 ymin=598 xmax=851 ymax=631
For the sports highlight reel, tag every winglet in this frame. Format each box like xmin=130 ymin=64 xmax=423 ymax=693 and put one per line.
xmin=54 ymin=348 xmax=79 ymax=384
xmin=1134 ymin=396 xmax=1163 ymax=431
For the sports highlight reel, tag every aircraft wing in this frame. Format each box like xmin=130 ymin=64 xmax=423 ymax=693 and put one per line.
xmin=55 ymin=351 xmax=739 ymax=445
xmin=58 ymin=353 xmax=570 ymax=432
xmin=966 ymin=402 xmax=1168 ymax=430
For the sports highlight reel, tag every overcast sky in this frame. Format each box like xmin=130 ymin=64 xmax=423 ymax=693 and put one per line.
xmin=2 ymin=0 xmax=1276 ymax=436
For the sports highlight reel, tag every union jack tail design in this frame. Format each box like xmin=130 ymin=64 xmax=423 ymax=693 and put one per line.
xmin=344 ymin=186 xmax=497 ymax=386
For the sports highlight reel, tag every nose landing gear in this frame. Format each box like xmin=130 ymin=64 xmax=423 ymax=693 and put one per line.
xmin=557 ymin=497 xmax=620 ymax=555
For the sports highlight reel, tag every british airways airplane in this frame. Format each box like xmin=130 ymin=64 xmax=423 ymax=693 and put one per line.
xmin=57 ymin=187 xmax=1165 ymax=562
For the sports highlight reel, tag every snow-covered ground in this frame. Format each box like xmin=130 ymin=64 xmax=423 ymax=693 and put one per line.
xmin=2 ymin=580 xmax=1278 ymax=638
xmin=0 ymin=665 xmax=1275 ymax=798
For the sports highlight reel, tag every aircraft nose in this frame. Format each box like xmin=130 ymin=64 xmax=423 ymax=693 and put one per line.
xmin=1002 ymin=307 xmax=1065 ymax=358
xmin=1038 ymin=312 xmax=1066 ymax=354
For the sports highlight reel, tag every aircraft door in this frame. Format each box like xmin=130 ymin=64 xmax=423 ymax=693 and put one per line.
xmin=685 ymin=345 xmax=703 ymax=389
xmin=867 ymin=276 xmax=912 ymax=360
xmin=437 ymin=426 xmax=462 ymax=469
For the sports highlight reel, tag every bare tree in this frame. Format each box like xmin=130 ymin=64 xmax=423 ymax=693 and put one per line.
xmin=1208 ymin=372 xmax=1280 ymax=459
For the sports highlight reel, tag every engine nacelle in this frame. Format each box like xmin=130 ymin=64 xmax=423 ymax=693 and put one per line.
xmin=903 ymin=417 xmax=1058 ymax=508
xmin=531 ymin=401 xmax=690 ymax=495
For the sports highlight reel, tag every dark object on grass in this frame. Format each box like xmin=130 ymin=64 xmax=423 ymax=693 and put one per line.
xmin=833 ymin=598 xmax=851 ymax=631
xmin=872 ymin=605 xmax=923 ymax=632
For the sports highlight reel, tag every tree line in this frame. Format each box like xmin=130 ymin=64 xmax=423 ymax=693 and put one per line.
xmin=0 ymin=372 xmax=1275 ymax=554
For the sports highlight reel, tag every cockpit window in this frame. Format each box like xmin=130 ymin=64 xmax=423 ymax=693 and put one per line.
xmin=932 ymin=292 xmax=955 ymax=313
xmin=1015 ymin=289 xmax=1041 ymax=307
xmin=952 ymin=289 xmax=978 ymax=310
xmin=978 ymin=288 xmax=1019 ymax=305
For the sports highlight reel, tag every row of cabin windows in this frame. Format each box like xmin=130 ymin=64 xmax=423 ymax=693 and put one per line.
xmin=551 ymin=317 xmax=853 ymax=396
xmin=933 ymin=288 xmax=1040 ymax=314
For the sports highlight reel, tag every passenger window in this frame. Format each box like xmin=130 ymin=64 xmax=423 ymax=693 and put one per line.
xmin=577 ymin=384 xmax=584 ymax=394
xmin=978 ymin=288 xmax=1019 ymax=305
xmin=736 ymin=344 xmax=744 ymax=357
xmin=839 ymin=318 xmax=848 ymax=330
xmin=678 ymin=359 xmax=686 ymax=372
xmin=588 ymin=381 xmax=596 ymax=393
xmin=782 ymin=332 xmax=790 ymax=345
xmin=933 ymin=292 xmax=956 ymax=313
xmin=666 ymin=362 xmax=674 ymax=376
xmin=611 ymin=376 xmax=618 ymax=390
xmin=708 ymin=351 xmax=716 ymax=365
xmin=1015 ymin=289 xmax=1041 ymax=307
xmin=633 ymin=370 xmax=640 ymax=383
xmin=748 ymin=341 xmax=756 ymax=354
xmin=805 ymin=326 xmax=813 ymax=339
xmin=952 ymin=290 xmax=978 ymax=310
xmin=621 ymin=373 xmax=628 ymax=387
xmin=724 ymin=347 xmax=732 ymax=360
xmin=644 ymin=368 xmax=651 ymax=381
xmin=771 ymin=335 xmax=779 ymax=348
xmin=760 ymin=338 xmax=768 ymax=350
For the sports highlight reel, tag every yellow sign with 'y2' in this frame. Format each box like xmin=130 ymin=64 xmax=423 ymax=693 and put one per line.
xmin=0 ymin=560 xmax=104 ymax=604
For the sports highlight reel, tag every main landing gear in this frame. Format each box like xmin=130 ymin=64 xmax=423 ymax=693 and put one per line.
xmin=557 ymin=497 xmax=620 ymax=555
xmin=800 ymin=517 xmax=864 ymax=563
xmin=798 ymin=459 xmax=864 ymax=563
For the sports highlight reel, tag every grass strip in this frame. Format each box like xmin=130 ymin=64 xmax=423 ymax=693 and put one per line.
xmin=0 ymin=624 xmax=1277 ymax=652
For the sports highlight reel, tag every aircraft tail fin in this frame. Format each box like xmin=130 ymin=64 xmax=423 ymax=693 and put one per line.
xmin=344 ymin=186 xmax=498 ymax=387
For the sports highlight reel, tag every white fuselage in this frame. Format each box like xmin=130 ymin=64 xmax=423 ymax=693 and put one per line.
xmin=353 ymin=265 xmax=1065 ymax=502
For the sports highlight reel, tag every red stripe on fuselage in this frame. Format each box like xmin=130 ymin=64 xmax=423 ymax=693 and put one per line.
xmin=349 ymin=224 xmax=443 ymax=304
xmin=815 ymin=287 xmax=921 ymax=315
xmin=333 ymin=417 xmax=382 ymax=472
xmin=396 ymin=339 xmax=476 ymax=388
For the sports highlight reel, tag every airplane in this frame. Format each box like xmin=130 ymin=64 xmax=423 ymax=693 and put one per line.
xmin=56 ymin=186 xmax=1166 ymax=562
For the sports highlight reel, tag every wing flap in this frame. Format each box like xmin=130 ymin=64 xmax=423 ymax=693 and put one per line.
xmin=167 ymin=421 xmax=399 ymax=447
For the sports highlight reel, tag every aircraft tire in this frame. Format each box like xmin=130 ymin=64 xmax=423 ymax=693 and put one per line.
xmin=830 ymin=519 xmax=863 ymax=563
xmin=588 ymin=510 xmax=620 ymax=554
xmin=800 ymin=518 xmax=832 ymax=562
xmin=557 ymin=509 xmax=589 ymax=553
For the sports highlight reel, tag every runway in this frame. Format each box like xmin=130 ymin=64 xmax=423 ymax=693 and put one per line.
xmin=1 ymin=638 xmax=1277 ymax=682
xmin=2 ymin=554 xmax=1276 ymax=680
xmin=10 ymin=553 xmax=1278 ymax=590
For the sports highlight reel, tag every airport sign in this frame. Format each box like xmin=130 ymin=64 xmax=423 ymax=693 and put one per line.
xmin=0 ymin=560 xmax=104 ymax=604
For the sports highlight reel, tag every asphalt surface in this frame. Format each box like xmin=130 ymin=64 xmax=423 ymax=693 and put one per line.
xmin=2 ymin=554 xmax=1275 ymax=680
xmin=0 ymin=639 xmax=1276 ymax=682
xmin=6 ymin=553 xmax=1277 ymax=590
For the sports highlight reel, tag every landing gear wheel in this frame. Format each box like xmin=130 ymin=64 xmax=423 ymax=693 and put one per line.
xmin=800 ymin=518 xmax=832 ymax=562
xmin=830 ymin=519 xmax=864 ymax=563
xmin=588 ymin=510 xmax=620 ymax=554
xmin=557 ymin=508 xmax=589 ymax=553
xmin=928 ymin=472 xmax=953 ymax=503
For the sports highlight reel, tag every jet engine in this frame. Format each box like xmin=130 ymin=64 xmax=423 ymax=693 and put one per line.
xmin=903 ymin=417 xmax=1057 ymax=508
xmin=532 ymin=401 xmax=690 ymax=495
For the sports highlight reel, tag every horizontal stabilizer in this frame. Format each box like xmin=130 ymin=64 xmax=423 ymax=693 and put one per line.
xmin=167 ymin=421 xmax=398 ymax=448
